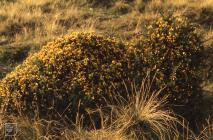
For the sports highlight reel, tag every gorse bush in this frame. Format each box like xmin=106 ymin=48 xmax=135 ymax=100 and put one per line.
xmin=0 ymin=15 xmax=205 ymax=131
xmin=0 ymin=32 xmax=135 ymax=124
xmin=131 ymin=14 xmax=204 ymax=123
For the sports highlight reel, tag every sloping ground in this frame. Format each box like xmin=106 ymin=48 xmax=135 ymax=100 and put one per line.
xmin=0 ymin=0 xmax=213 ymax=117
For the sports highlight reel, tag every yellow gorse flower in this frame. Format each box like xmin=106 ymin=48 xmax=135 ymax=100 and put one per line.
xmin=0 ymin=32 xmax=140 ymax=121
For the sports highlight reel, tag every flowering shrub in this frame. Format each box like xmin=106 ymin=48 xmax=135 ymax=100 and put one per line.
xmin=131 ymin=15 xmax=204 ymax=121
xmin=0 ymin=32 xmax=133 ymax=123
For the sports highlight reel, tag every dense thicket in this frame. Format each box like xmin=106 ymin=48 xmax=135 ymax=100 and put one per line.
xmin=130 ymin=15 xmax=204 ymax=124
xmin=0 ymin=33 xmax=138 ymax=124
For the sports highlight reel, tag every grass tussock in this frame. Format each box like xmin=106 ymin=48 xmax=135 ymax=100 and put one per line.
xmin=0 ymin=79 xmax=180 ymax=140
xmin=0 ymin=79 xmax=213 ymax=139
xmin=109 ymin=78 xmax=178 ymax=140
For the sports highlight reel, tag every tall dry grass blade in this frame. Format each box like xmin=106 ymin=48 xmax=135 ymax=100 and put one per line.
xmin=108 ymin=77 xmax=179 ymax=140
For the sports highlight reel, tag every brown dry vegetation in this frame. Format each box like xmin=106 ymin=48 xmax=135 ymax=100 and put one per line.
xmin=0 ymin=0 xmax=212 ymax=79
xmin=0 ymin=0 xmax=213 ymax=139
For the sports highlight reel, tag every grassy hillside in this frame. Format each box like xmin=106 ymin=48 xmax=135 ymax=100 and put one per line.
xmin=0 ymin=0 xmax=213 ymax=139
xmin=0 ymin=0 xmax=212 ymax=78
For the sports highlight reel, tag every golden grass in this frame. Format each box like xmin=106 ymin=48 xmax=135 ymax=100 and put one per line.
xmin=0 ymin=0 xmax=212 ymax=47
xmin=0 ymin=78 xmax=180 ymax=139
xmin=0 ymin=116 xmax=59 ymax=139
xmin=0 ymin=0 xmax=87 ymax=45
xmin=108 ymin=78 xmax=179 ymax=140
xmin=0 ymin=79 xmax=213 ymax=139
xmin=167 ymin=0 xmax=213 ymax=9
xmin=67 ymin=123 xmax=129 ymax=140
xmin=0 ymin=0 xmax=213 ymax=139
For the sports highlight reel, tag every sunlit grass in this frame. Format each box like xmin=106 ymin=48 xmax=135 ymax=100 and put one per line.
xmin=108 ymin=78 xmax=179 ymax=140
xmin=0 ymin=0 xmax=213 ymax=139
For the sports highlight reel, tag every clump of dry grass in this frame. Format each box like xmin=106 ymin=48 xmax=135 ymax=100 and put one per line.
xmin=66 ymin=118 xmax=129 ymax=140
xmin=0 ymin=114 xmax=65 ymax=139
xmin=0 ymin=78 xmax=181 ymax=140
xmin=0 ymin=104 xmax=130 ymax=140
xmin=108 ymin=78 xmax=179 ymax=140
xmin=1 ymin=78 xmax=213 ymax=139
xmin=66 ymin=129 xmax=128 ymax=140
